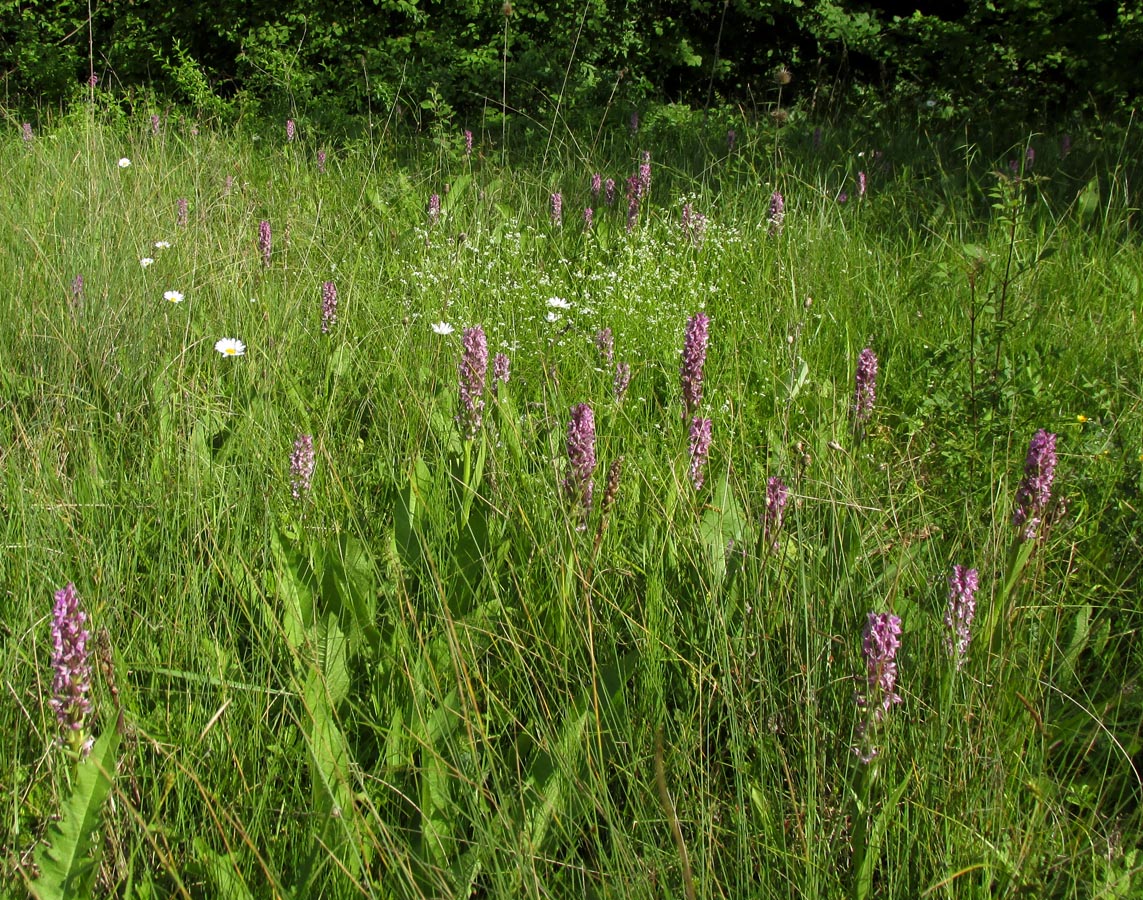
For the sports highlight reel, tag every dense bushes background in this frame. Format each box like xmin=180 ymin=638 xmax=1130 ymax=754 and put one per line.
xmin=2 ymin=1 xmax=1140 ymax=126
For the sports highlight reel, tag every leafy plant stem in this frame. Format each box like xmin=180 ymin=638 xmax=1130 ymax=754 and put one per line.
xmin=967 ymin=268 xmax=979 ymax=471
xmin=851 ymin=758 xmax=876 ymax=900
xmin=993 ymin=191 xmax=1019 ymax=385
xmin=985 ymin=536 xmax=1036 ymax=659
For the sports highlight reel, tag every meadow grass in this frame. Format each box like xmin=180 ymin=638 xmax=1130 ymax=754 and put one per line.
xmin=2 ymin=105 xmax=1142 ymax=898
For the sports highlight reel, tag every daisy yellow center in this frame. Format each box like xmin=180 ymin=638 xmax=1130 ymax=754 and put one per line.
xmin=224 ymin=348 xmax=237 ymax=355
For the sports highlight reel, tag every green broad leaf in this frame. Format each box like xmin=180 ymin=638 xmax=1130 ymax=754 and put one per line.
xmin=383 ymin=704 xmax=411 ymax=772
xmin=1063 ymin=603 xmax=1092 ymax=675
xmin=482 ymin=178 xmax=503 ymax=200
xmin=189 ymin=838 xmax=254 ymax=900
xmin=325 ymin=344 xmax=352 ymax=384
xmin=300 ymin=633 xmax=362 ymax=887
xmin=315 ymin=613 xmax=351 ymax=706
xmin=31 ymin=728 xmax=121 ymax=900
xmin=1091 ymin=617 xmax=1111 ymax=659
xmin=440 ymin=175 xmax=472 ymax=211
xmin=284 ymin=381 xmax=311 ymax=424
xmin=699 ymin=473 xmax=749 ymax=587
xmin=449 ymin=846 xmax=484 ymax=900
xmin=855 ymin=772 xmax=910 ymax=900
xmin=593 ymin=216 xmax=614 ymax=250
xmin=190 ymin=402 xmax=238 ymax=466
xmin=748 ymin=783 xmax=777 ymax=833
xmin=1101 ymin=848 xmax=1138 ymax=899
xmin=188 ymin=416 xmax=213 ymax=476
xmin=149 ymin=367 xmax=175 ymax=448
xmin=988 ymin=536 xmax=1036 ymax=653
xmin=270 ymin=524 xmax=316 ymax=651
xmin=493 ymin=394 xmax=524 ymax=470
xmin=394 ymin=456 xmax=434 ymax=571
xmin=454 ymin=511 xmax=510 ymax=622
xmin=962 ymin=243 xmax=987 ymax=265
xmin=1077 ymin=175 xmax=1101 ymax=221
xmin=457 ymin=434 xmax=488 ymax=529
xmin=424 ymin=688 xmax=464 ymax=747
xmin=785 ymin=358 xmax=809 ymax=401
xmin=431 ymin=405 xmax=464 ymax=456
xmin=319 ymin=533 xmax=381 ymax=658
xmin=418 ymin=690 xmax=461 ymax=867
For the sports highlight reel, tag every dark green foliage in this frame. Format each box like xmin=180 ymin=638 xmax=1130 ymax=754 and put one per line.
xmin=883 ymin=0 xmax=1143 ymax=118
xmin=0 ymin=0 xmax=91 ymax=101
xmin=2 ymin=0 xmax=1140 ymax=127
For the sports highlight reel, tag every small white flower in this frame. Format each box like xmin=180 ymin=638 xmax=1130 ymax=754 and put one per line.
xmin=431 ymin=322 xmax=454 ymax=335
xmin=214 ymin=338 xmax=246 ymax=357
xmin=163 ymin=290 xmax=184 ymax=303
xmin=154 ymin=240 xmax=171 ymax=249
xmin=140 ymin=257 xmax=155 ymax=268
xmin=249 ymin=297 xmax=257 ymax=303
xmin=546 ymin=296 xmax=571 ymax=309
xmin=546 ymin=311 xmax=561 ymax=323
xmin=118 ymin=157 xmax=131 ymax=168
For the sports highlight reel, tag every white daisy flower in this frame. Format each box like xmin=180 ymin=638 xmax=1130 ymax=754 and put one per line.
xmin=431 ymin=322 xmax=454 ymax=335
xmin=154 ymin=240 xmax=171 ymax=249
xmin=163 ymin=290 xmax=184 ymax=303
xmin=546 ymin=296 xmax=571 ymax=309
xmin=214 ymin=338 xmax=246 ymax=357
xmin=118 ymin=157 xmax=131 ymax=168
xmin=140 ymin=257 xmax=155 ymax=268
